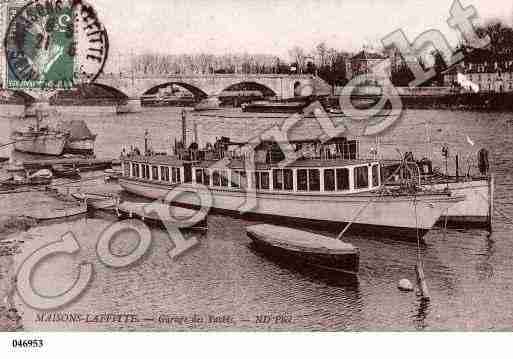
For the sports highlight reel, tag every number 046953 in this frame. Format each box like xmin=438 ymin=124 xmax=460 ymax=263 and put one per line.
xmin=11 ymin=339 xmax=44 ymax=348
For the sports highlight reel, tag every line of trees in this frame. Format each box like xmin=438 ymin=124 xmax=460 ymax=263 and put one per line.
xmin=288 ymin=43 xmax=350 ymax=86
xmin=128 ymin=53 xmax=291 ymax=76
xmin=390 ymin=20 xmax=513 ymax=87
xmin=125 ymin=42 xmax=351 ymax=87
xmin=123 ymin=20 xmax=513 ymax=89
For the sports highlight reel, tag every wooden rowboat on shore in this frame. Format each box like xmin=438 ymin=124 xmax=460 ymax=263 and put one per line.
xmin=247 ymin=224 xmax=360 ymax=274
xmin=72 ymin=192 xmax=117 ymax=210
xmin=27 ymin=204 xmax=88 ymax=222
xmin=116 ymin=201 xmax=208 ymax=232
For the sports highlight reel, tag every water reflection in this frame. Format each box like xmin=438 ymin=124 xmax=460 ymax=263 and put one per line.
xmin=475 ymin=233 xmax=496 ymax=281
xmin=248 ymin=244 xmax=360 ymax=290
xmin=413 ymin=298 xmax=431 ymax=330
xmin=2 ymin=107 xmax=513 ymax=330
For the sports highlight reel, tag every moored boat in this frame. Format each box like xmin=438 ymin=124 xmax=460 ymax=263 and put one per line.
xmin=72 ymin=192 xmax=117 ymax=210
xmin=58 ymin=120 xmax=97 ymax=155
xmin=104 ymin=168 xmax=123 ymax=181
xmin=27 ymin=204 xmax=88 ymax=222
xmin=65 ymin=137 xmax=96 ymax=155
xmin=118 ymin=150 xmax=464 ymax=241
xmin=52 ymin=164 xmax=81 ymax=178
xmin=11 ymin=130 xmax=68 ymax=156
xmin=247 ymin=224 xmax=360 ymax=274
xmin=115 ymin=201 xmax=208 ymax=232
xmin=11 ymin=109 xmax=69 ymax=156
xmin=382 ymin=152 xmax=494 ymax=229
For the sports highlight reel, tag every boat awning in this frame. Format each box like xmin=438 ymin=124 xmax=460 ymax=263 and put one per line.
xmin=193 ymin=158 xmax=378 ymax=170
xmin=121 ymin=155 xmax=186 ymax=167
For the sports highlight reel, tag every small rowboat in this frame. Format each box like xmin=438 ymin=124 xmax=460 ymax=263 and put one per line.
xmin=247 ymin=224 xmax=360 ymax=274
xmin=116 ymin=201 xmax=208 ymax=232
xmin=52 ymin=165 xmax=81 ymax=178
xmin=104 ymin=168 xmax=122 ymax=181
xmin=72 ymin=192 xmax=117 ymax=210
xmin=27 ymin=204 xmax=88 ymax=222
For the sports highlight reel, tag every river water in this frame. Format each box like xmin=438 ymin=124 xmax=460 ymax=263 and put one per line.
xmin=1 ymin=106 xmax=513 ymax=331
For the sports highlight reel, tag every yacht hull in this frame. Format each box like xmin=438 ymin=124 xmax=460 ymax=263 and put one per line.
xmin=119 ymin=177 xmax=463 ymax=240
xmin=12 ymin=133 xmax=67 ymax=156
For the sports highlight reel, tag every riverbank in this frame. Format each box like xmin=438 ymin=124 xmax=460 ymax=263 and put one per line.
xmin=0 ymin=189 xmax=93 ymax=332
xmin=0 ymin=215 xmax=35 ymax=332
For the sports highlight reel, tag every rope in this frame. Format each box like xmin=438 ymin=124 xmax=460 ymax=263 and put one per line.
xmin=414 ymin=195 xmax=421 ymax=261
xmin=494 ymin=206 xmax=513 ymax=226
xmin=336 ymin=198 xmax=375 ymax=241
xmin=0 ymin=141 xmax=16 ymax=149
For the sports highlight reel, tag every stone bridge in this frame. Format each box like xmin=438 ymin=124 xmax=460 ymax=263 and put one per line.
xmin=95 ymin=73 xmax=332 ymax=100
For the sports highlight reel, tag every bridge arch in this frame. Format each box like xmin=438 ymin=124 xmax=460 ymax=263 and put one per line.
xmin=49 ymin=84 xmax=128 ymax=106
xmin=142 ymin=82 xmax=208 ymax=100
xmin=0 ymin=89 xmax=36 ymax=104
xmin=220 ymin=81 xmax=277 ymax=97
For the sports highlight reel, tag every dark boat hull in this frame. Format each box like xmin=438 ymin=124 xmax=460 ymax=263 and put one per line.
xmin=248 ymin=232 xmax=359 ymax=274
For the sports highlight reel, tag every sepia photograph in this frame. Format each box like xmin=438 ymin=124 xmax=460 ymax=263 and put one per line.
xmin=0 ymin=0 xmax=512 ymax=350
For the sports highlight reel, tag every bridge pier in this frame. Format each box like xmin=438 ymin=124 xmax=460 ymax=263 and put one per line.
xmin=117 ymin=98 xmax=142 ymax=114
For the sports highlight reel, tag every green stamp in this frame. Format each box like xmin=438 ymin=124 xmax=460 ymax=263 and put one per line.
xmin=4 ymin=0 xmax=108 ymax=90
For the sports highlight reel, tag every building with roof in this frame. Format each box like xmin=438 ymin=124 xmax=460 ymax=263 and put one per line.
xmin=443 ymin=47 xmax=513 ymax=93
xmin=345 ymin=50 xmax=390 ymax=85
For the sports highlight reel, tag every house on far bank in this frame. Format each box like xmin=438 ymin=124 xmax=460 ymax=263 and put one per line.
xmin=346 ymin=50 xmax=390 ymax=86
xmin=443 ymin=47 xmax=513 ymax=93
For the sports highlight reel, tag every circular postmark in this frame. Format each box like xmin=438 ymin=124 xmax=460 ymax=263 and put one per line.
xmin=3 ymin=0 xmax=108 ymax=90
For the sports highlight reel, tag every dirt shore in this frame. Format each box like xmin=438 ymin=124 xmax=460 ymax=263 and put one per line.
xmin=0 ymin=190 xmax=86 ymax=332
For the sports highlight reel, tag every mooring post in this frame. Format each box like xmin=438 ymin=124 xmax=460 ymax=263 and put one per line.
xmin=144 ymin=129 xmax=149 ymax=155
xmin=488 ymin=173 xmax=495 ymax=233
xmin=182 ymin=109 xmax=187 ymax=147
xmin=455 ymin=154 xmax=459 ymax=180
xmin=416 ymin=262 xmax=431 ymax=301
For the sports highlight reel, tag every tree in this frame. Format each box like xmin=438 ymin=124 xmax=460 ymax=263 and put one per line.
xmin=289 ymin=46 xmax=306 ymax=74
xmin=316 ymin=42 xmax=328 ymax=68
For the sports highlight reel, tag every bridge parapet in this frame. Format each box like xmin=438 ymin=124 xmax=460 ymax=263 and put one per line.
xmin=96 ymin=73 xmax=331 ymax=99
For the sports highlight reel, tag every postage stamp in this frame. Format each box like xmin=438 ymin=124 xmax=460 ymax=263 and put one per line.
xmin=3 ymin=0 xmax=107 ymax=90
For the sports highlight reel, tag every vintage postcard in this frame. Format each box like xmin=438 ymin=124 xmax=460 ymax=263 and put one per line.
xmin=0 ymin=0 xmax=511 ymax=346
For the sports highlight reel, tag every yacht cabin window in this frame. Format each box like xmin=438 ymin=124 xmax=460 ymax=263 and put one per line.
xmin=231 ymin=171 xmax=247 ymax=189
xmin=336 ymin=168 xmax=350 ymax=191
xmin=195 ymin=169 xmax=203 ymax=184
xmin=210 ymin=170 xmax=229 ymax=187
xmin=220 ymin=170 xmax=229 ymax=187
xmin=324 ymin=169 xmax=335 ymax=191
xmin=160 ymin=166 xmax=170 ymax=182
xmin=254 ymin=171 xmax=270 ymax=190
xmin=231 ymin=171 xmax=240 ymax=188
xmin=203 ymin=169 xmax=210 ymax=186
xmin=171 ymin=167 xmax=181 ymax=183
xmin=297 ymin=169 xmax=320 ymax=192
xmin=261 ymin=172 xmax=270 ymax=190
xmin=297 ymin=169 xmax=308 ymax=191
xmin=142 ymin=164 xmax=150 ymax=180
xmin=132 ymin=163 xmax=140 ymax=178
xmin=309 ymin=169 xmax=320 ymax=191
xmin=213 ymin=170 xmax=221 ymax=186
xmin=354 ymin=166 xmax=369 ymax=189
xmin=372 ymin=164 xmax=380 ymax=187
xmin=272 ymin=169 xmax=293 ymax=191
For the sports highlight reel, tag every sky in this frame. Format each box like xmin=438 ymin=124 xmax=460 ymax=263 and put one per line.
xmin=92 ymin=0 xmax=512 ymax=68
